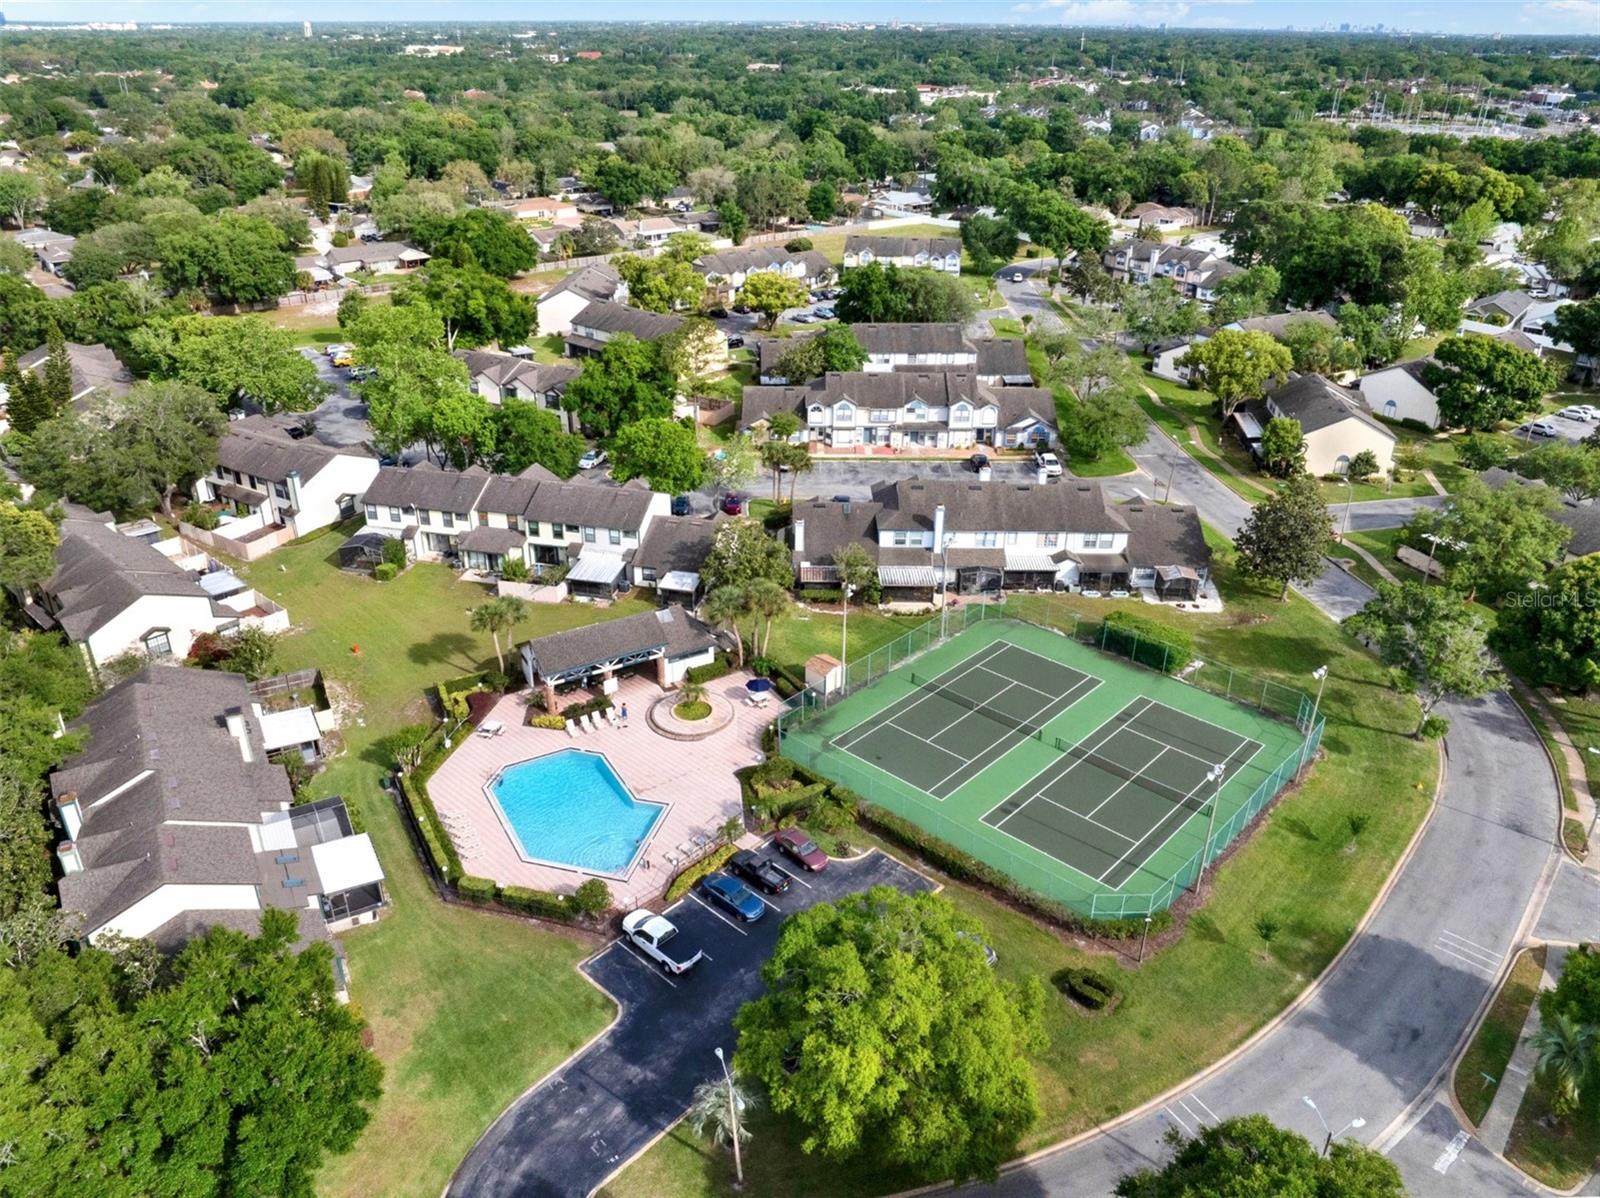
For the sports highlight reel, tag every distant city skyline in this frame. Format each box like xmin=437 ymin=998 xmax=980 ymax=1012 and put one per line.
xmin=4 ymin=1 xmax=1598 ymax=37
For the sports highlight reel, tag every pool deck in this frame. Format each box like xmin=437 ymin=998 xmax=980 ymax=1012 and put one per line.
xmin=426 ymin=671 xmax=771 ymax=905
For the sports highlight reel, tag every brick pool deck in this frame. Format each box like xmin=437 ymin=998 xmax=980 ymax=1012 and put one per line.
xmin=426 ymin=671 xmax=772 ymax=906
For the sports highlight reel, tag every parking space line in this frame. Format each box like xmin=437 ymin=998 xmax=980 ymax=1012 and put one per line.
xmin=759 ymin=895 xmax=784 ymax=913
xmin=687 ymin=891 xmax=750 ymax=934
xmin=614 ymin=940 xmax=679 ymax=987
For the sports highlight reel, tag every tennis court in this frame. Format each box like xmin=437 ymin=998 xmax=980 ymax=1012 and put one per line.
xmin=779 ymin=616 xmax=1321 ymax=919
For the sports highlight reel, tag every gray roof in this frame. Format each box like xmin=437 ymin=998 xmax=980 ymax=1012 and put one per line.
xmin=873 ymin=479 xmax=1126 ymax=534
xmin=1480 ymin=468 xmax=1600 ymax=557
xmin=758 ymin=326 xmax=1029 ymax=383
xmin=571 ymin=299 xmax=684 ymax=342
xmin=458 ymin=349 xmax=579 ymax=394
xmin=634 ymin=514 xmax=724 ymax=574
xmin=521 ymin=605 xmax=719 ymax=681
xmin=40 ymin=515 xmax=211 ymax=640
xmin=742 ymin=371 xmax=1055 ymax=431
xmin=1265 ymin=375 xmax=1395 ymax=440
xmin=218 ymin=417 xmax=360 ymax=484
xmin=366 ymin=464 xmax=658 ymax=530
xmin=524 ymin=478 xmax=657 ymax=529
xmin=1231 ymin=311 xmax=1338 ymax=339
xmin=542 ymin=261 xmax=623 ymax=304
xmin=364 ymin=464 xmax=492 ymax=513
xmin=975 ymin=338 xmax=1030 ymax=379
xmin=845 ymin=234 xmax=960 ymax=259
xmin=1467 ymin=290 xmax=1535 ymax=321
xmin=694 ymin=246 xmax=831 ymax=278
xmin=323 ymin=240 xmax=425 ymax=265
xmin=1118 ymin=502 xmax=1210 ymax=570
xmin=52 ymin=668 xmax=300 ymax=938
xmin=14 ymin=341 xmax=133 ymax=399
xmin=851 ymin=322 xmax=971 ymax=355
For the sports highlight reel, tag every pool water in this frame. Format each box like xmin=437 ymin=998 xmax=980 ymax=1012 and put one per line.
xmin=487 ymin=750 xmax=665 ymax=876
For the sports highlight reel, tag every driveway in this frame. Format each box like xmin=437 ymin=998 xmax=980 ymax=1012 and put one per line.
xmin=992 ymin=262 xmax=1066 ymax=333
xmin=449 ymin=847 xmax=934 ymax=1198
xmin=297 ymin=347 xmax=376 ymax=451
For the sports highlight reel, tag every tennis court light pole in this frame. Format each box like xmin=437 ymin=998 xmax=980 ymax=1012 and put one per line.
xmin=1191 ymin=762 xmax=1226 ymax=894
xmin=1311 ymin=665 xmax=1329 ymax=724
xmin=715 ymin=1046 xmax=744 ymax=1186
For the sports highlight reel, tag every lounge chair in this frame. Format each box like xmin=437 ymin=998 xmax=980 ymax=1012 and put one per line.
xmin=580 ymin=712 xmax=596 ymax=733
xmin=565 ymin=719 xmax=578 ymax=737
xmin=604 ymin=708 xmax=619 ymax=727
xmin=476 ymin=719 xmax=503 ymax=738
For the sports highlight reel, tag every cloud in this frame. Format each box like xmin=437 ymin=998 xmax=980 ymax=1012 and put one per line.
xmin=1538 ymin=0 xmax=1600 ymax=16
xmin=1010 ymin=0 xmax=1195 ymax=20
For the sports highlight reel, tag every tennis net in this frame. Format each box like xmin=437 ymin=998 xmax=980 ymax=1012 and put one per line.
xmin=909 ymin=673 xmax=1047 ymax=741
xmin=1053 ymin=734 xmax=1216 ymax=810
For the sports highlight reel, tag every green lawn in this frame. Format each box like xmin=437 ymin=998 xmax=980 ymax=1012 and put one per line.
xmin=763 ymin=604 xmax=929 ymax=677
xmin=1340 ymin=527 xmax=1429 ymax=585
xmin=989 ymin=317 xmax=1026 ymax=338
xmin=605 ymin=531 xmax=1439 ymax=1198
xmin=238 ymin=528 xmax=659 ymax=1198
xmin=1454 ymin=947 xmax=1546 ymax=1126
xmin=1506 ymin=1070 xmax=1600 ymax=1190
xmin=1543 ymin=693 xmax=1600 ymax=803
xmin=1325 ymin=539 xmax=1388 ymax=592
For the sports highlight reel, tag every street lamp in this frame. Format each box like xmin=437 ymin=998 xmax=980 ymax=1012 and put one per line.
xmin=1311 ymin=665 xmax=1329 ymax=726
xmin=939 ymin=532 xmax=953 ymax=641
xmin=1138 ymin=913 xmax=1153 ymax=963
xmin=1303 ymin=1094 xmax=1366 ymax=1157
xmin=1421 ymin=531 xmax=1460 ymax=585
xmin=1190 ymin=762 xmax=1227 ymax=894
xmin=839 ymin=579 xmax=854 ymax=669
xmin=714 ymin=1045 xmax=744 ymax=1186
xmin=1338 ymin=474 xmax=1354 ymax=540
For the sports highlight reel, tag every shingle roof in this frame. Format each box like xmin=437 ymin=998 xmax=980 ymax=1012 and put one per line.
xmin=975 ymin=338 xmax=1030 ymax=379
xmin=1119 ymin=502 xmax=1210 ymax=569
xmin=1468 ymin=289 xmax=1535 ymax=321
xmin=520 ymin=605 xmax=719 ymax=680
xmin=1266 ymin=375 xmax=1395 ymax=439
xmin=844 ymin=234 xmax=961 ymax=259
xmin=872 ymin=479 xmax=1125 ymax=534
xmin=791 ymin=498 xmax=884 ymax=567
xmin=42 ymin=515 xmax=211 ymax=640
xmin=217 ymin=416 xmax=359 ymax=484
xmin=743 ymin=371 xmax=1050 ymax=426
xmin=1231 ymin=311 xmax=1338 ymax=339
xmin=694 ymin=246 xmax=830 ymax=278
xmin=634 ymin=514 xmax=724 ymax=574
xmin=14 ymin=341 xmax=133 ymax=398
xmin=571 ymin=299 xmax=684 ymax=342
xmin=363 ymin=463 xmax=492 ymax=512
xmin=323 ymin=240 xmax=425 ymax=265
xmin=542 ymin=261 xmax=623 ymax=304
xmin=457 ymin=349 xmax=579 ymax=394
xmin=850 ymin=322 xmax=971 ymax=354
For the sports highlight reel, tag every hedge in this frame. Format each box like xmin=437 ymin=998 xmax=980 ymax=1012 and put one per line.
xmin=458 ymin=875 xmax=497 ymax=905
xmin=398 ymin=771 xmax=463 ymax=880
xmin=561 ymin=694 xmax=612 ymax=720
xmin=373 ymin=563 xmax=398 ymax=582
xmin=686 ymin=656 xmax=733 ymax=685
xmin=665 ymin=844 xmax=738 ymax=902
xmin=529 ymin=713 xmax=567 ymax=730
xmin=1101 ymin=609 xmax=1194 ymax=675
xmin=1053 ymin=966 xmax=1121 ymax=1010
xmin=500 ymin=884 xmax=578 ymax=922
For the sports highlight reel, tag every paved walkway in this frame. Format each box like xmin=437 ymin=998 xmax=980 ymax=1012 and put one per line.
xmin=1477 ymin=946 xmax=1564 ymax=1155
xmin=1335 ymin=537 xmax=1400 ymax=584
xmin=1517 ymin=681 xmax=1598 ymax=857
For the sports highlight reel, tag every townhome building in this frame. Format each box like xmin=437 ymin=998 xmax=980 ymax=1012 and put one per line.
xmin=52 ymin=667 xmax=385 ymax=959
xmin=1150 ymin=311 xmax=1340 ymax=383
xmin=535 ymin=262 xmax=626 ymax=337
xmin=1103 ymin=238 xmax=1240 ymax=301
xmin=316 ymin=241 xmax=431 ymax=277
xmin=190 ymin=416 xmax=380 ymax=558
xmin=11 ymin=340 xmax=134 ymax=407
xmin=757 ymin=323 xmax=1032 ymax=386
xmin=1233 ymin=375 xmax=1397 ymax=477
xmin=842 ymin=235 xmax=962 ymax=273
xmin=458 ymin=349 xmax=580 ymax=434
xmin=610 ymin=215 xmax=680 ymax=249
xmin=566 ymin=299 xmax=693 ymax=357
xmin=1357 ymin=358 xmax=1445 ymax=429
xmin=693 ymin=246 xmax=833 ymax=297
xmin=359 ymin=463 xmax=670 ymax=594
xmin=1129 ymin=202 xmax=1199 ymax=231
xmin=741 ymin=371 xmax=1058 ymax=452
xmin=786 ymin=481 xmax=1210 ymax=602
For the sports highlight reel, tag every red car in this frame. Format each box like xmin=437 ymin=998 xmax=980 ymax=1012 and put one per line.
xmin=719 ymin=494 xmax=745 ymax=516
xmin=773 ymin=827 xmax=827 ymax=872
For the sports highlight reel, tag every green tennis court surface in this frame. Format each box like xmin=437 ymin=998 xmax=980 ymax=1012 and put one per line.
xmin=781 ymin=617 xmax=1318 ymax=918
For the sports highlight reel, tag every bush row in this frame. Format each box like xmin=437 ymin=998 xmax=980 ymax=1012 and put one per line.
xmin=1101 ymin=609 xmax=1194 ymax=675
xmin=665 ymin=844 xmax=738 ymax=902
xmin=686 ymin=655 xmax=734 ymax=685
xmin=455 ymin=876 xmax=612 ymax=921
xmin=857 ymin=798 xmax=1174 ymax=941
xmin=528 ymin=713 xmax=567 ymax=730
xmin=561 ymin=693 xmax=613 ymax=720
xmin=398 ymin=770 xmax=463 ymax=881
xmin=1053 ymin=966 xmax=1121 ymax=1011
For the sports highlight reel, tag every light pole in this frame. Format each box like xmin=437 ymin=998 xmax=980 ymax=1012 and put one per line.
xmin=939 ymin=533 xmax=953 ymax=641
xmin=1138 ymin=913 xmax=1153 ymax=963
xmin=1339 ymin=475 xmax=1354 ymax=540
xmin=839 ymin=579 xmax=853 ymax=670
xmin=714 ymin=1046 xmax=744 ymax=1186
xmin=1190 ymin=762 xmax=1227 ymax=893
xmin=1311 ymin=665 xmax=1329 ymax=726
xmin=1302 ymin=1094 xmax=1365 ymax=1157
xmin=1421 ymin=531 xmax=1460 ymax=585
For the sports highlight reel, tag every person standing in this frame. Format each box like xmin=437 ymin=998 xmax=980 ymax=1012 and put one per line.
xmin=619 ymin=701 xmax=629 ymax=728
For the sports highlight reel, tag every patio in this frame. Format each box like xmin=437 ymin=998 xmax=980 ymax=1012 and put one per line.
xmin=425 ymin=671 xmax=772 ymax=904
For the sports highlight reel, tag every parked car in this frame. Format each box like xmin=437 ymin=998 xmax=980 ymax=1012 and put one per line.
xmin=728 ymin=849 xmax=792 ymax=895
xmin=707 ymin=306 xmax=729 ymax=318
xmin=578 ymin=448 xmax=608 ymax=470
xmin=773 ymin=827 xmax=827 ymax=872
xmin=670 ymin=495 xmax=693 ymax=517
xmin=621 ymin=909 xmax=704 ymax=974
xmin=969 ymin=452 xmax=990 ymax=473
xmin=813 ymin=306 xmax=836 ymax=319
xmin=1524 ymin=420 xmax=1561 ymax=439
xmin=1557 ymin=405 xmax=1597 ymax=422
xmin=727 ymin=335 xmax=745 ymax=349
xmin=1010 ymin=271 xmax=1024 ymax=283
xmin=791 ymin=312 xmax=816 ymax=324
xmin=1034 ymin=449 xmax=1063 ymax=477
xmin=719 ymin=493 xmax=745 ymax=515
xmin=700 ymin=872 xmax=765 ymax=922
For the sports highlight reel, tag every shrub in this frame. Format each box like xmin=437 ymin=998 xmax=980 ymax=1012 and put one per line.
xmin=182 ymin=502 xmax=220 ymax=530
xmin=686 ymin=656 xmax=733 ymax=685
xmin=1346 ymin=449 xmax=1380 ymax=483
xmin=500 ymin=557 xmax=529 ymax=582
xmin=373 ymin=562 xmax=398 ymax=582
xmin=560 ymin=694 xmax=612 ymax=720
xmin=665 ymin=844 xmax=738 ymax=901
xmin=530 ymin=713 xmax=567 ymax=730
xmin=752 ymin=757 xmax=796 ymax=787
xmin=1052 ymin=966 xmax=1120 ymax=1011
xmin=457 ymin=875 xmax=497 ymax=905
xmin=398 ymin=773 xmax=459 ymax=879
xmin=784 ymin=237 xmax=813 ymax=252
xmin=1420 ymin=714 xmax=1449 ymax=740
xmin=571 ymin=878 xmax=613 ymax=917
xmin=1101 ymin=610 xmax=1193 ymax=674
xmin=499 ymin=885 xmax=576 ymax=922
xmin=380 ymin=537 xmax=408 ymax=569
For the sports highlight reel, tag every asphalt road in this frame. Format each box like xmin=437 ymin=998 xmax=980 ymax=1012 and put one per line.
xmin=448 ymin=848 xmax=934 ymax=1198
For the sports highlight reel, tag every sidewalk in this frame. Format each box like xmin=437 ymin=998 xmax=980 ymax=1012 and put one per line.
xmin=1334 ymin=537 xmax=1399 ymax=584
xmin=1516 ymin=680 xmax=1598 ymax=863
xmin=1477 ymin=945 xmax=1566 ymax=1154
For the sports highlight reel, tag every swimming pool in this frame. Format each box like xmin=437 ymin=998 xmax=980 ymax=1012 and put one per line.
xmin=485 ymin=750 xmax=666 ymax=877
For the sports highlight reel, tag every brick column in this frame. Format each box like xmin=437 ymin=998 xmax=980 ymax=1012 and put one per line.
xmin=655 ymin=653 xmax=671 ymax=689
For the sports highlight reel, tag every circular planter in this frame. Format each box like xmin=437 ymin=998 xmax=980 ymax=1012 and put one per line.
xmin=648 ymin=691 xmax=736 ymax=740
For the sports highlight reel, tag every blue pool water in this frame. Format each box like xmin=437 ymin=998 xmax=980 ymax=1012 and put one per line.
xmin=487 ymin=750 xmax=665 ymax=875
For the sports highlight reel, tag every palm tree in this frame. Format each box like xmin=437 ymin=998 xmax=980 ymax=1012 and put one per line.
xmin=786 ymin=443 xmax=812 ymax=506
xmin=679 ymin=678 xmax=707 ymax=707
xmin=703 ymin=585 xmax=750 ymax=668
xmin=744 ymin=578 xmax=790 ymax=660
xmin=832 ymin=542 xmax=878 ymax=668
xmin=686 ymin=1073 xmax=759 ymax=1150
xmin=470 ymin=594 xmax=529 ymax=675
xmin=1534 ymin=1013 xmax=1597 ymax=1117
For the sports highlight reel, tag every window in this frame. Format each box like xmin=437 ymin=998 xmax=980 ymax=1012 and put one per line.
xmin=365 ymin=504 xmax=378 ymax=521
xmin=566 ymin=524 xmax=581 ymax=537
xmin=388 ymin=506 xmax=401 ymax=523
xmin=477 ymin=511 xmax=489 ymax=526
xmin=143 ymin=630 xmax=172 ymax=658
xmin=442 ymin=511 xmax=454 ymax=528
xmin=608 ymin=528 xmax=621 ymax=546
xmin=1041 ymin=532 xmax=1059 ymax=548
xmin=583 ymin=527 xmax=596 ymax=543
xmin=890 ymin=530 xmax=921 ymax=547
xmin=870 ymin=409 xmax=893 ymax=423
xmin=833 ymin=403 xmax=854 ymax=423
xmin=456 ymin=513 xmax=469 ymax=527
xmin=1084 ymin=532 xmax=1116 ymax=550
xmin=641 ymin=567 xmax=657 ymax=583
xmin=951 ymin=404 xmax=971 ymax=424
xmin=977 ymin=532 xmax=998 ymax=548
xmin=1005 ymin=531 xmax=1018 ymax=545
xmin=808 ymin=404 xmax=826 ymax=423
xmin=419 ymin=510 xmax=431 ymax=527
xmin=508 ymin=516 xmax=521 ymax=532
xmin=274 ymin=483 xmax=289 ymax=501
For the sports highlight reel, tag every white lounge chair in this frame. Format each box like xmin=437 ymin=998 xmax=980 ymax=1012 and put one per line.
xmin=565 ymin=719 xmax=578 ymax=737
xmin=586 ymin=711 xmax=602 ymax=733
xmin=604 ymin=708 xmax=619 ymax=727
xmin=476 ymin=719 xmax=503 ymax=738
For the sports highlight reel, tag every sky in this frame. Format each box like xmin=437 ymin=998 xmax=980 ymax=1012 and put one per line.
xmin=8 ymin=0 xmax=1599 ymax=37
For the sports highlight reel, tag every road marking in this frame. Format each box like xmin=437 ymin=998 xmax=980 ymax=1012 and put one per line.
xmin=759 ymin=895 xmax=784 ymax=913
xmin=1435 ymin=930 xmax=1501 ymax=974
xmin=687 ymin=891 xmax=750 ymax=934
xmin=1183 ymin=1091 xmax=1219 ymax=1123
xmin=615 ymin=940 xmax=679 ymax=987
xmin=1432 ymin=1129 xmax=1470 ymax=1174
xmin=1439 ymin=929 xmax=1501 ymax=956
xmin=1506 ymin=1062 xmax=1528 ymax=1076
xmin=1163 ymin=1105 xmax=1194 ymax=1135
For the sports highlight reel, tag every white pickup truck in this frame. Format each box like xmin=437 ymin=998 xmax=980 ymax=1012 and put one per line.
xmin=621 ymin=909 xmax=704 ymax=975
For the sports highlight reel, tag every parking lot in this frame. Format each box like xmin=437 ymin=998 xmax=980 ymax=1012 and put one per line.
xmin=1516 ymin=405 xmax=1597 ymax=445
xmin=448 ymin=845 xmax=933 ymax=1198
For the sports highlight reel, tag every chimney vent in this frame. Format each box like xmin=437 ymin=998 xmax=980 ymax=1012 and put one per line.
xmin=793 ymin=519 xmax=805 ymax=555
xmin=57 ymin=841 xmax=84 ymax=875
xmin=224 ymin=708 xmax=254 ymax=763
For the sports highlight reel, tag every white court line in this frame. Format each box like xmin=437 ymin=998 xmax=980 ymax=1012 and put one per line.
xmin=996 ymin=788 xmax=1138 ymax=845
xmin=1083 ymin=744 xmax=1173 ymax=822
xmin=972 ymin=662 xmax=1061 ymax=700
xmin=830 ymin=640 xmax=1012 ymax=751
xmin=1164 ymin=1106 xmax=1194 ymax=1135
xmin=923 ymin=670 xmax=1103 ymax=797
xmin=687 ymin=891 xmax=750 ymax=935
